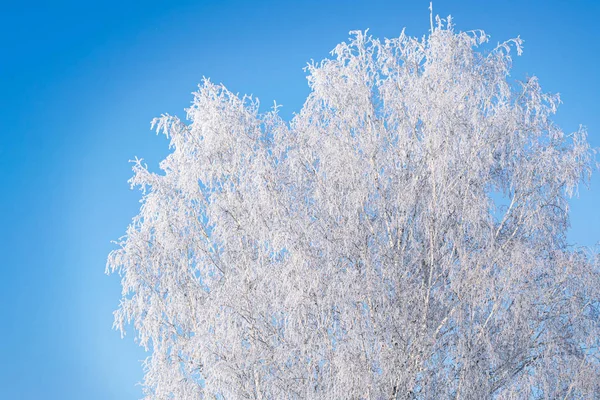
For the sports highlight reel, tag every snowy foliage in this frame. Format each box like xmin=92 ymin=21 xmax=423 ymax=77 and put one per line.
xmin=107 ymin=17 xmax=600 ymax=399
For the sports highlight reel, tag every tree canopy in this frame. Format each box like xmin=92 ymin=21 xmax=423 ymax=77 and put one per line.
xmin=107 ymin=17 xmax=599 ymax=399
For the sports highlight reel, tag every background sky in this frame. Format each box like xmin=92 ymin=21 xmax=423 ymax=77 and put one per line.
xmin=1 ymin=1 xmax=599 ymax=398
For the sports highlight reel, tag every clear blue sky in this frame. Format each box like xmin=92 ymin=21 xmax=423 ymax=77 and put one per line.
xmin=1 ymin=1 xmax=598 ymax=398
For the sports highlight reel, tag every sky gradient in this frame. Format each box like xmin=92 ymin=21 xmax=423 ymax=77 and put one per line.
xmin=1 ymin=1 xmax=599 ymax=398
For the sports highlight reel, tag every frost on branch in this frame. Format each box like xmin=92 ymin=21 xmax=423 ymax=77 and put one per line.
xmin=107 ymin=18 xmax=599 ymax=399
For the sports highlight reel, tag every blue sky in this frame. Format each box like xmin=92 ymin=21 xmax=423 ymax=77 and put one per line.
xmin=1 ymin=1 xmax=599 ymax=398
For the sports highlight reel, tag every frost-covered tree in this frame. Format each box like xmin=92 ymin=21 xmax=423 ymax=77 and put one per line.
xmin=107 ymin=16 xmax=600 ymax=399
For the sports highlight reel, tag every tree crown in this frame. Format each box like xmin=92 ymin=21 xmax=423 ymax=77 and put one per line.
xmin=108 ymin=17 xmax=599 ymax=399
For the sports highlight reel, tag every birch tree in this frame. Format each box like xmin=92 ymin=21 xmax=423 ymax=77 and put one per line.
xmin=107 ymin=16 xmax=600 ymax=399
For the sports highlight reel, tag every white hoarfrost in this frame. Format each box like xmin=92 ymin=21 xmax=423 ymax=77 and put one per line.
xmin=107 ymin=18 xmax=599 ymax=399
